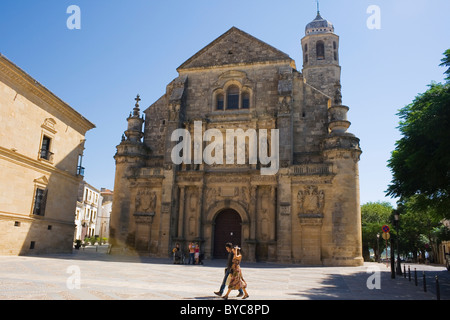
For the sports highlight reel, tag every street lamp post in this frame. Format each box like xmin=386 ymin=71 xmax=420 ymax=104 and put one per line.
xmin=376 ymin=233 xmax=380 ymax=263
xmin=394 ymin=211 xmax=402 ymax=276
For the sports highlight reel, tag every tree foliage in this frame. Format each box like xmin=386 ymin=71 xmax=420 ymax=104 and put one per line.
xmin=396 ymin=196 xmax=449 ymax=262
xmin=440 ymin=48 xmax=450 ymax=81
xmin=386 ymin=50 xmax=450 ymax=218
xmin=361 ymin=198 xmax=450 ymax=263
xmin=361 ymin=201 xmax=393 ymax=261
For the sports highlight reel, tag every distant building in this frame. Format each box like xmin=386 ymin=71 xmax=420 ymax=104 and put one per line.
xmin=96 ymin=188 xmax=113 ymax=240
xmin=74 ymin=181 xmax=101 ymax=240
xmin=0 ymin=53 xmax=95 ymax=255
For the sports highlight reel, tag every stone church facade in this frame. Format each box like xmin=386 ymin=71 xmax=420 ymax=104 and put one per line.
xmin=110 ymin=12 xmax=363 ymax=266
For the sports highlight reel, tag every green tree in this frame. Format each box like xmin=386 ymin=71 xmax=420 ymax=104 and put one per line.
xmin=361 ymin=201 xmax=393 ymax=261
xmin=397 ymin=196 xmax=443 ymax=262
xmin=440 ymin=49 xmax=450 ymax=81
xmin=386 ymin=50 xmax=450 ymax=219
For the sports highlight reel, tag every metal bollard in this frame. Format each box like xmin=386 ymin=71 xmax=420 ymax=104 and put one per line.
xmin=403 ymin=265 xmax=406 ymax=278
xmin=408 ymin=266 xmax=411 ymax=281
xmin=423 ymin=271 xmax=427 ymax=292
xmin=414 ymin=268 xmax=418 ymax=286
xmin=436 ymin=275 xmax=440 ymax=300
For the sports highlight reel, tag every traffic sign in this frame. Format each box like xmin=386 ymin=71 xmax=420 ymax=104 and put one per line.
xmin=382 ymin=232 xmax=390 ymax=240
xmin=382 ymin=225 xmax=390 ymax=233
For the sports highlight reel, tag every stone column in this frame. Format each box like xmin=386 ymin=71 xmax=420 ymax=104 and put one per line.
xmin=177 ymin=186 xmax=186 ymax=239
xmin=277 ymin=172 xmax=292 ymax=262
xmin=268 ymin=186 xmax=277 ymax=261
xmin=245 ymin=185 xmax=257 ymax=262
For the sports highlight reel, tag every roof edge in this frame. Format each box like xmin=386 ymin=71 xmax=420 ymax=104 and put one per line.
xmin=177 ymin=26 xmax=293 ymax=71
xmin=0 ymin=53 xmax=96 ymax=133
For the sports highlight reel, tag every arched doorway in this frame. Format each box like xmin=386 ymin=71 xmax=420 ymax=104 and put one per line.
xmin=213 ymin=209 xmax=242 ymax=258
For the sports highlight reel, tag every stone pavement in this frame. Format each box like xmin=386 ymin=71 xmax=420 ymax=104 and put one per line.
xmin=0 ymin=245 xmax=447 ymax=301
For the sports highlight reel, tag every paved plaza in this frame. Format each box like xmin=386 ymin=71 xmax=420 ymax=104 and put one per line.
xmin=0 ymin=246 xmax=448 ymax=301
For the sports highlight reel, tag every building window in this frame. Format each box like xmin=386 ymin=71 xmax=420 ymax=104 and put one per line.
xmin=242 ymin=92 xmax=250 ymax=109
xmin=227 ymin=85 xmax=240 ymax=110
xmin=215 ymin=85 xmax=252 ymax=111
xmin=33 ymin=188 xmax=48 ymax=216
xmin=77 ymin=154 xmax=85 ymax=176
xmin=316 ymin=41 xmax=325 ymax=60
xmin=216 ymin=93 xmax=224 ymax=110
xmin=40 ymin=136 xmax=53 ymax=161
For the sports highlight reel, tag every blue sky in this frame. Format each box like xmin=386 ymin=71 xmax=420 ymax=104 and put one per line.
xmin=1 ymin=0 xmax=449 ymax=206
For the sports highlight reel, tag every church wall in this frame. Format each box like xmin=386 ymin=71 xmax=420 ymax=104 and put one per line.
xmin=322 ymin=149 xmax=363 ymax=266
xmin=178 ymin=63 xmax=290 ymax=120
xmin=144 ymin=95 xmax=167 ymax=160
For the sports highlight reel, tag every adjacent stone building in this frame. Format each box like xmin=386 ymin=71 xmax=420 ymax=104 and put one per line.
xmin=110 ymin=12 xmax=363 ymax=266
xmin=0 ymin=53 xmax=95 ymax=255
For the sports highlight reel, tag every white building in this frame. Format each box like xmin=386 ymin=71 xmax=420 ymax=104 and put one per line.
xmin=74 ymin=181 xmax=101 ymax=240
xmin=96 ymin=188 xmax=113 ymax=241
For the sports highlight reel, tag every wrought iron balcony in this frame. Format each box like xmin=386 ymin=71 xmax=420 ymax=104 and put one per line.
xmin=77 ymin=166 xmax=85 ymax=176
xmin=39 ymin=149 xmax=54 ymax=162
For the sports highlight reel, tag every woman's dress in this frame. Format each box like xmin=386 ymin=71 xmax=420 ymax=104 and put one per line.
xmin=228 ymin=256 xmax=247 ymax=290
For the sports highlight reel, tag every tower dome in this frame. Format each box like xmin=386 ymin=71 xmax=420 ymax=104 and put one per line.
xmin=305 ymin=12 xmax=334 ymax=35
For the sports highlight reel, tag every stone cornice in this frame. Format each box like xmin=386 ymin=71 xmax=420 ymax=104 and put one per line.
xmin=178 ymin=59 xmax=296 ymax=74
xmin=0 ymin=53 xmax=96 ymax=134
xmin=0 ymin=146 xmax=82 ymax=183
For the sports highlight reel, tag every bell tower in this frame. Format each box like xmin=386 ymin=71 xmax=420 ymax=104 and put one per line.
xmin=301 ymin=6 xmax=341 ymax=98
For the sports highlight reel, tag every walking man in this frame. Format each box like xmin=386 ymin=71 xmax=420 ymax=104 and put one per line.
xmin=214 ymin=242 xmax=243 ymax=297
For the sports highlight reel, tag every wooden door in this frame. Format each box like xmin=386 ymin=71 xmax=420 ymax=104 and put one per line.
xmin=213 ymin=209 xmax=242 ymax=258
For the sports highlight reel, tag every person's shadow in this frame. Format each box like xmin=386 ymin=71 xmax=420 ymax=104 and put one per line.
xmin=188 ymin=296 xmax=222 ymax=300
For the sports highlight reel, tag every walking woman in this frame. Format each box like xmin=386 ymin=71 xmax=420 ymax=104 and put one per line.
xmin=222 ymin=246 xmax=249 ymax=299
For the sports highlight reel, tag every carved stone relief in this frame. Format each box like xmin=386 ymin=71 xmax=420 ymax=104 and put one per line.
xmin=297 ymin=185 xmax=324 ymax=215
xmin=135 ymin=189 xmax=157 ymax=214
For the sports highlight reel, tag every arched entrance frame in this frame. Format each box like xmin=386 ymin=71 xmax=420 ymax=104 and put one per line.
xmin=204 ymin=200 xmax=254 ymax=261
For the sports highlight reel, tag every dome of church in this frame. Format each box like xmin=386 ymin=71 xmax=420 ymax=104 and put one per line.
xmin=305 ymin=12 xmax=334 ymax=35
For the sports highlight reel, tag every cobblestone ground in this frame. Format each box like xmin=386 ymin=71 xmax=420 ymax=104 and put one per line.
xmin=0 ymin=246 xmax=447 ymax=300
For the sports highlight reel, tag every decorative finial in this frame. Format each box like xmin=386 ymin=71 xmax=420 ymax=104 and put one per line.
xmin=135 ymin=94 xmax=141 ymax=107
xmin=133 ymin=94 xmax=141 ymax=117
xmin=316 ymin=0 xmax=320 ymax=14
xmin=334 ymin=81 xmax=342 ymax=106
